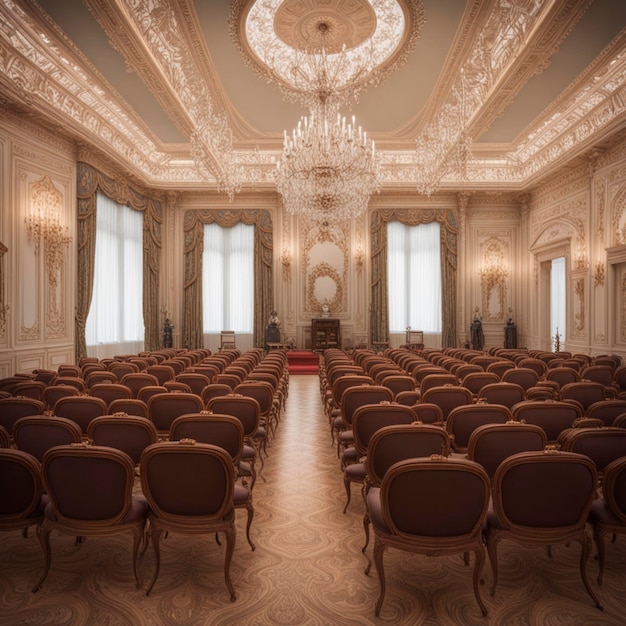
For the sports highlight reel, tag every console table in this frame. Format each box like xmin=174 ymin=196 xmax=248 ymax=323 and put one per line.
xmin=311 ymin=318 xmax=340 ymax=351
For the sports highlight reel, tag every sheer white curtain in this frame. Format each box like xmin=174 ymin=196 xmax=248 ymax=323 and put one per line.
xmin=86 ymin=193 xmax=144 ymax=358
xmin=550 ymin=256 xmax=566 ymax=350
xmin=202 ymin=222 xmax=254 ymax=351
xmin=387 ymin=220 xmax=442 ymax=348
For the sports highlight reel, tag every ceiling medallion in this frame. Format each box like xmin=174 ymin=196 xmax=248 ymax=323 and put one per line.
xmin=229 ymin=0 xmax=425 ymax=108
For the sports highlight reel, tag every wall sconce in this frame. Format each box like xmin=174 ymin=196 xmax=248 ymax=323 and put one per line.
xmin=25 ymin=176 xmax=71 ymax=287
xmin=281 ymin=247 xmax=291 ymax=281
xmin=355 ymin=246 xmax=364 ymax=273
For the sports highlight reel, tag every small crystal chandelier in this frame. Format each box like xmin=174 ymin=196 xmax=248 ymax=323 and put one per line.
xmin=275 ymin=24 xmax=381 ymax=223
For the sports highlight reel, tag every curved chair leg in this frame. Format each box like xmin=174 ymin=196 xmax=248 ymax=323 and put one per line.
xmin=593 ymin=525 xmax=606 ymax=585
xmin=486 ymin=534 xmax=499 ymax=597
xmin=373 ymin=541 xmax=387 ymax=617
xmin=362 ymin=512 xmax=370 ymax=553
xmin=224 ymin=528 xmax=237 ymax=602
xmin=473 ymin=546 xmax=488 ymax=616
xmin=579 ymin=536 xmax=604 ymax=610
xmin=32 ymin=523 xmax=52 ymax=593
xmin=145 ymin=527 xmax=163 ymax=596
xmin=245 ymin=503 xmax=255 ymax=551
xmin=342 ymin=476 xmax=352 ymax=514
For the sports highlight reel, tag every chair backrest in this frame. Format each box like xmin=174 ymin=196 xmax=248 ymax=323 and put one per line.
xmin=0 ymin=448 xmax=44 ymax=531
xmin=53 ymin=376 xmax=87 ymax=393
xmin=351 ymin=403 xmax=417 ymax=457
xmin=220 ymin=331 xmax=236 ymax=349
xmin=340 ymin=385 xmax=394 ymax=428
xmin=419 ymin=373 xmax=458 ymax=394
xmin=380 ymin=375 xmax=415 ymax=398
xmin=53 ymin=396 xmax=108 ymax=434
xmin=85 ymin=370 xmax=118 ymax=388
xmin=485 ymin=361 xmax=516 ymax=378
xmin=175 ymin=373 xmax=211 ymax=396
xmin=614 ymin=365 xmax=626 ymax=392
xmin=109 ymin=362 xmax=140 ymax=380
xmin=0 ymin=397 xmax=46 ymax=433
xmin=107 ymin=398 xmax=149 ymax=418
xmin=466 ymin=422 xmax=547 ymax=478
xmin=559 ymin=381 xmax=607 ymax=410
xmin=366 ymin=423 xmax=451 ymax=487
xmin=411 ymin=402 xmax=444 ymax=425
xmin=58 ymin=364 xmax=82 ymax=377
xmin=580 ymin=365 xmax=614 ymax=387
xmin=512 ymin=400 xmax=582 ymax=443
xmin=140 ymin=441 xmax=234 ymax=521
xmin=89 ymin=383 xmax=134 ymax=407
xmin=201 ymin=384 xmax=236 ymax=406
xmin=147 ymin=392 xmax=204 ymax=434
xmin=120 ymin=372 xmax=160 ymax=398
xmin=491 ymin=450 xmax=597 ymax=534
xmin=445 ymin=403 xmax=513 ymax=452
xmin=586 ymin=399 xmax=626 ymax=426
xmin=87 ymin=415 xmax=157 ymax=465
xmin=233 ymin=381 xmax=275 ymax=417
xmin=13 ymin=416 xmax=83 ymax=461
xmin=517 ymin=358 xmax=547 ymax=379
xmin=170 ymin=413 xmax=244 ymax=464
xmin=501 ymin=368 xmax=540 ymax=391
xmin=602 ymin=457 xmax=626 ymax=522
xmin=461 ymin=371 xmax=501 ymax=396
xmin=421 ymin=385 xmax=473 ymax=421
xmin=546 ymin=367 xmax=580 ymax=389
xmin=206 ymin=394 xmax=260 ymax=438
xmin=11 ymin=381 xmax=47 ymax=401
xmin=146 ymin=365 xmax=176 ymax=385
xmin=380 ymin=456 xmax=490 ymax=540
xmin=559 ymin=427 xmax=626 ymax=474
xmin=41 ymin=444 xmax=135 ymax=525
xmin=477 ymin=382 xmax=526 ymax=408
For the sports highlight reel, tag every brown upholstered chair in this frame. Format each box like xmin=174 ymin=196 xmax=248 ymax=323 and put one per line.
xmin=85 ymin=370 xmax=118 ymax=388
xmin=120 ymin=372 xmax=160 ymax=398
xmin=466 ymin=421 xmax=547 ymax=478
xmin=501 ymin=367 xmax=540 ymax=391
xmin=145 ymin=365 xmax=176 ymax=385
xmin=146 ymin=392 xmax=203 ymax=437
xmin=136 ymin=385 xmax=168 ymax=405
xmin=461 ymin=371 xmax=500 ymax=398
xmin=559 ymin=381 xmax=607 ymax=411
xmin=53 ymin=395 xmax=108 ymax=435
xmin=586 ymin=399 xmax=626 ymax=427
xmin=477 ymin=382 xmax=525 ymax=408
xmin=52 ymin=376 xmax=87 ymax=393
xmin=140 ymin=441 xmax=237 ymax=598
xmin=201 ymin=383 xmax=237 ymax=407
xmin=89 ymin=382 xmax=133 ymax=408
xmin=445 ymin=403 xmax=513 ymax=453
xmin=32 ymin=444 xmax=148 ymax=592
xmin=517 ymin=357 xmax=547 ymax=379
xmin=485 ymin=361 xmax=516 ymax=378
xmin=559 ymin=427 xmax=626 ymax=479
xmin=380 ymin=374 xmax=416 ymax=399
xmin=11 ymin=380 xmax=47 ymax=401
xmin=57 ymin=364 xmax=82 ymax=377
xmin=421 ymin=385 xmax=473 ymax=422
xmin=207 ymin=394 xmax=263 ymax=482
xmin=175 ymin=372 xmax=211 ymax=396
xmin=342 ymin=403 xmax=417 ymax=513
xmin=419 ymin=373 xmax=458 ymax=395
xmin=546 ymin=366 xmax=580 ymax=389
xmin=512 ymin=400 xmax=583 ymax=444
xmin=0 ymin=397 xmax=46 ymax=435
xmin=169 ymin=413 xmax=255 ymax=550
xmin=589 ymin=456 xmax=626 ymax=585
xmin=88 ymin=414 xmax=159 ymax=467
xmin=485 ymin=450 xmax=602 ymax=610
xmin=42 ymin=384 xmax=80 ymax=411
xmin=361 ymin=423 xmax=450 ymax=550
xmin=234 ymin=380 xmax=279 ymax=437
xmin=13 ymin=416 xmax=82 ymax=461
xmin=163 ymin=380 xmax=192 ymax=393
xmin=366 ymin=456 xmax=490 ymax=617
xmin=581 ymin=365 xmax=616 ymax=389
xmin=109 ymin=362 xmax=140 ymax=381
xmin=0 ymin=448 xmax=46 ymax=538
xmin=107 ymin=398 xmax=150 ymax=419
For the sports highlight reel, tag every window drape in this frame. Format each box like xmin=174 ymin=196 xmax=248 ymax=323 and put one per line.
xmin=183 ymin=209 xmax=273 ymax=350
xmin=202 ymin=222 xmax=254 ymax=333
xmin=387 ymin=220 xmax=442 ymax=333
xmin=370 ymin=208 xmax=457 ymax=348
xmin=86 ymin=193 xmax=144 ymax=349
xmin=76 ymin=162 xmax=163 ymax=362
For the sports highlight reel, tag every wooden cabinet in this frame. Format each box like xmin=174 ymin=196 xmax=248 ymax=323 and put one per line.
xmin=312 ymin=318 xmax=340 ymax=351
xmin=504 ymin=324 xmax=517 ymax=349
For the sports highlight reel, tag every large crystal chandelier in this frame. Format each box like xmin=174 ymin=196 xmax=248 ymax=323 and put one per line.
xmin=277 ymin=96 xmax=381 ymax=224
xmin=274 ymin=22 xmax=382 ymax=223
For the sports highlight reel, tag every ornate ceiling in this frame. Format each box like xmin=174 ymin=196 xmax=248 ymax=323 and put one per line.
xmin=1 ymin=0 xmax=625 ymax=197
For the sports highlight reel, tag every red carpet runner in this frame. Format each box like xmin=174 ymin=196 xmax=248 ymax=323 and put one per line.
xmin=286 ymin=350 xmax=320 ymax=375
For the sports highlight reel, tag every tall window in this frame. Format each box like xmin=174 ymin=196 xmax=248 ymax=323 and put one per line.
xmin=387 ymin=220 xmax=442 ymax=333
xmin=202 ymin=222 xmax=254 ymax=333
xmin=86 ymin=193 xmax=144 ymax=348
xmin=550 ymin=256 xmax=566 ymax=349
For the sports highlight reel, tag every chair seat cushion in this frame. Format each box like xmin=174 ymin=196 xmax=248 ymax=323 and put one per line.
xmin=233 ymin=484 xmax=250 ymax=506
xmin=344 ymin=462 xmax=366 ymax=481
xmin=589 ymin=498 xmax=621 ymax=525
xmin=366 ymin=487 xmax=390 ymax=535
xmin=341 ymin=447 xmax=358 ymax=465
